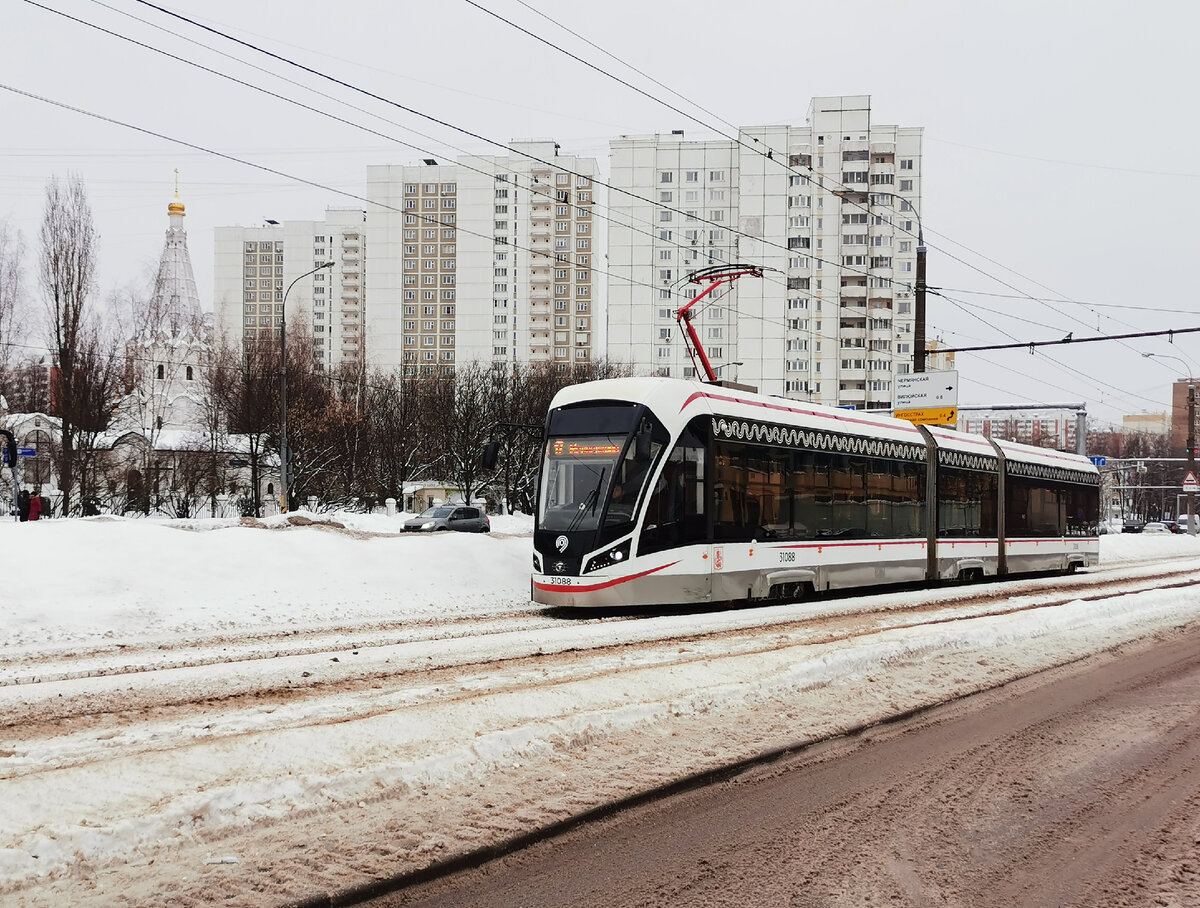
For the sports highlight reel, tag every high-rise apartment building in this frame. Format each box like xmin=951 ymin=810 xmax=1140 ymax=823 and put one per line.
xmin=607 ymin=96 xmax=923 ymax=408
xmin=213 ymin=209 xmax=366 ymax=372
xmin=365 ymin=141 xmax=601 ymax=375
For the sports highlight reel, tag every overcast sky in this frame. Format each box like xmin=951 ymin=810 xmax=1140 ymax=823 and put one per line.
xmin=2 ymin=0 xmax=1197 ymax=427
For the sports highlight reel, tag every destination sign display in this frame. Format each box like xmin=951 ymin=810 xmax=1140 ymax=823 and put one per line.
xmin=551 ymin=439 xmax=622 ymax=457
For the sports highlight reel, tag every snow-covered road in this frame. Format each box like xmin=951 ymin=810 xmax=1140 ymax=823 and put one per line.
xmin=2 ymin=515 xmax=1199 ymax=907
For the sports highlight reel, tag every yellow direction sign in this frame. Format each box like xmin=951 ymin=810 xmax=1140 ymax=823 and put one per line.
xmin=895 ymin=407 xmax=958 ymax=426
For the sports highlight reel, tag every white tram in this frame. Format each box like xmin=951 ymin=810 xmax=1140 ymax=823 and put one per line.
xmin=531 ymin=377 xmax=1100 ymax=609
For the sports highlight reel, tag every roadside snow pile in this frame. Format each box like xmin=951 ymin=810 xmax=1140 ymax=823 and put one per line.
xmin=0 ymin=511 xmax=534 ymax=648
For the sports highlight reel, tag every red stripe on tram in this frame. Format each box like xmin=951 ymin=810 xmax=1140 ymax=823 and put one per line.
xmin=534 ymin=560 xmax=680 ymax=593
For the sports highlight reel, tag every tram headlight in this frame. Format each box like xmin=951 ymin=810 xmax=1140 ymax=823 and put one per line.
xmin=583 ymin=539 xmax=632 ymax=574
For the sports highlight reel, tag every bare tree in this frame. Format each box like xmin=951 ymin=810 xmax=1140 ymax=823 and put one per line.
xmin=0 ymin=218 xmax=26 ymax=394
xmin=422 ymin=362 xmax=506 ymax=508
xmin=362 ymin=370 xmax=425 ymax=509
xmin=5 ymin=357 xmax=51 ymax=414
xmin=192 ymin=340 xmax=233 ymax=517
xmin=70 ymin=328 xmax=124 ymax=515
xmin=38 ymin=175 xmax=98 ymax=516
xmin=210 ymin=336 xmax=279 ymax=515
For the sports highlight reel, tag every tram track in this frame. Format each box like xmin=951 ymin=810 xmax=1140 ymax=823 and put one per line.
xmin=5 ymin=561 xmax=1199 ymax=771
xmin=4 ymin=557 xmax=1197 ymax=692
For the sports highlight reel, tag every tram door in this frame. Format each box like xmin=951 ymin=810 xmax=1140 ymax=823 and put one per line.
xmin=638 ymin=427 xmax=710 ymax=601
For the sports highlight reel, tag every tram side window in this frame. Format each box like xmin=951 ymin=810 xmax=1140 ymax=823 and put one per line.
xmin=937 ymin=467 xmax=998 ymax=537
xmin=1007 ymin=477 xmax=1066 ymax=537
xmin=710 ymin=441 xmax=785 ymax=542
xmin=639 ymin=422 xmax=707 ymax=555
xmin=830 ymin=455 xmax=869 ymax=538
xmin=713 ymin=442 xmax=757 ymax=542
xmin=1063 ymin=484 xmax=1099 ymax=536
xmin=791 ymin=450 xmax=830 ymax=539
xmin=868 ymin=458 xmax=927 ymax=538
xmin=709 ymin=442 xmax=926 ymax=542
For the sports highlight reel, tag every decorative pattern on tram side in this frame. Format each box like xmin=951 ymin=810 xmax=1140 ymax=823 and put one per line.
xmin=937 ymin=449 xmax=999 ymax=473
xmin=1006 ymin=459 xmax=1100 ymax=486
xmin=712 ymin=417 xmax=927 ymax=463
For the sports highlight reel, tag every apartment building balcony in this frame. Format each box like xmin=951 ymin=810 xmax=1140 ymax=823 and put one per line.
xmin=342 ymin=254 xmax=359 ymax=264
xmin=839 ymin=284 xmax=866 ymax=298
xmin=870 ymin=142 xmax=896 ymax=156
xmin=839 ymin=387 xmax=867 ymax=403
xmin=839 ymin=327 xmax=868 ymax=341
xmin=840 ymin=369 xmax=867 ymax=382
xmin=530 ymin=288 xmax=550 ymax=301
xmin=531 ymin=241 xmax=552 ymax=254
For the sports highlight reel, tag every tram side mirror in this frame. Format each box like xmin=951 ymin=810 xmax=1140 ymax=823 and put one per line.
xmin=635 ymin=420 xmax=652 ymax=462
xmin=481 ymin=440 xmax=500 ymax=471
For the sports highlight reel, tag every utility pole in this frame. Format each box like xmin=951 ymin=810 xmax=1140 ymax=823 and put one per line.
xmin=1189 ymin=383 xmax=1196 ymax=536
xmin=914 ymin=229 xmax=927 ymax=373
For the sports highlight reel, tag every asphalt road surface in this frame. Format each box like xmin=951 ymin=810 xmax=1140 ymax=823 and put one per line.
xmin=376 ymin=625 xmax=1200 ymax=908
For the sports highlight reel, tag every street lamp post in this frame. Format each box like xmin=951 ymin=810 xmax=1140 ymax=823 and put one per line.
xmin=874 ymin=193 xmax=925 ymax=373
xmin=279 ymin=261 xmax=334 ymax=513
xmin=1143 ymin=352 xmax=1196 ymax=535
xmin=843 ymin=190 xmax=925 ymax=373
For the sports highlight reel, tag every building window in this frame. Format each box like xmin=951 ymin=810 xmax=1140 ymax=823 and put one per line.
xmin=659 ymin=171 xmax=674 ymax=183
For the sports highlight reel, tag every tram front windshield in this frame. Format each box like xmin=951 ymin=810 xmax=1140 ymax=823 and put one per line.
xmin=539 ymin=434 xmax=655 ymax=532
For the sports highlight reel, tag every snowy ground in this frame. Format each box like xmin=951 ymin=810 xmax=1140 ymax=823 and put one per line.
xmin=2 ymin=514 xmax=1199 ymax=906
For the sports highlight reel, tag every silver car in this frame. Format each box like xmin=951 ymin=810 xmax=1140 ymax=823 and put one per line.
xmin=402 ymin=505 xmax=490 ymax=533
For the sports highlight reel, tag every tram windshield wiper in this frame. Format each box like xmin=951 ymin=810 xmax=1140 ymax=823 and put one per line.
xmin=566 ymin=467 xmax=605 ymax=533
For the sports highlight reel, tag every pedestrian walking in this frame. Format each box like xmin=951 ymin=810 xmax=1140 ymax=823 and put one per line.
xmin=28 ymin=491 xmax=42 ymax=521
xmin=17 ymin=489 xmax=29 ymax=522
